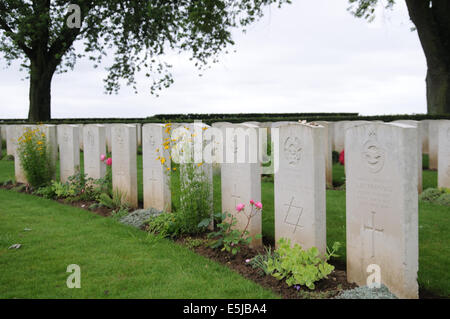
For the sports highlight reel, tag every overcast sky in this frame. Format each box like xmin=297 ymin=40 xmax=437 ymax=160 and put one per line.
xmin=0 ymin=0 xmax=426 ymax=119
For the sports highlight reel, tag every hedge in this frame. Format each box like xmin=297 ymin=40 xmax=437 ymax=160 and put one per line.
xmin=1 ymin=113 xmax=450 ymax=126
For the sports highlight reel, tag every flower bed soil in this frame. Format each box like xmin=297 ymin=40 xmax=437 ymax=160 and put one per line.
xmin=175 ymin=235 xmax=356 ymax=299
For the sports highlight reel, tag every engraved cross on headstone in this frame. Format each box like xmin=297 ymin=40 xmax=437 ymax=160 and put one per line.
xmin=284 ymin=196 xmax=304 ymax=233
xmin=231 ymin=184 xmax=241 ymax=207
xmin=149 ymin=168 xmax=158 ymax=202
xmin=364 ymin=211 xmax=384 ymax=258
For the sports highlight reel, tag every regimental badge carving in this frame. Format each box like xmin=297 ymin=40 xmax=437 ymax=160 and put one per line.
xmin=87 ymin=130 xmax=94 ymax=147
xmin=62 ymin=131 xmax=69 ymax=143
xmin=283 ymin=137 xmax=302 ymax=167
xmin=362 ymin=140 xmax=385 ymax=173
xmin=148 ymin=134 xmax=156 ymax=148
xmin=116 ymin=128 xmax=125 ymax=146
xmin=232 ymin=134 xmax=239 ymax=155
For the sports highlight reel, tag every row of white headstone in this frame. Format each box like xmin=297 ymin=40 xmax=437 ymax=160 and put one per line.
xmin=2 ymin=120 xmax=450 ymax=299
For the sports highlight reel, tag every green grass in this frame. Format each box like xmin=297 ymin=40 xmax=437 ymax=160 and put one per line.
xmin=0 ymin=189 xmax=277 ymax=298
xmin=1 ymin=147 xmax=448 ymax=298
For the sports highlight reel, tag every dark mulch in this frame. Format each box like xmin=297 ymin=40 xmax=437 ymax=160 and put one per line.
xmin=176 ymin=235 xmax=357 ymax=299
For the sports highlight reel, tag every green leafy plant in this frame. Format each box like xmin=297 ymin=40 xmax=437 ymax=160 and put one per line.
xmin=200 ymin=200 xmax=263 ymax=255
xmin=248 ymin=245 xmax=279 ymax=276
xmin=34 ymin=184 xmax=57 ymax=199
xmin=177 ymin=163 xmax=213 ymax=234
xmin=265 ymin=238 xmax=341 ymax=290
xmin=16 ymin=126 xmax=54 ymax=187
xmin=420 ymin=187 xmax=450 ymax=206
xmin=146 ymin=212 xmax=177 ymax=238
xmin=51 ymin=180 xmax=77 ymax=198
xmin=184 ymin=237 xmax=207 ymax=250
xmin=110 ymin=208 xmax=130 ymax=220
xmin=159 ymin=124 xmax=213 ymax=235
xmin=97 ymin=189 xmax=129 ymax=211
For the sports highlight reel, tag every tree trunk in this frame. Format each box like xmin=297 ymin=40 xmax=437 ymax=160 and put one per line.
xmin=406 ymin=0 xmax=450 ymax=115
xmin=28 ymin=59 xmax=54 ymax=122
xmin=426 ymin=66 xmax=450 ymax=114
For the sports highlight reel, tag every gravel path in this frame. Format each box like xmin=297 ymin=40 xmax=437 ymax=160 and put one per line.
xmin=335 ymin=285 xmax=398 ymax=299
xmin=119 ymin=208 xmax=162 ymax=229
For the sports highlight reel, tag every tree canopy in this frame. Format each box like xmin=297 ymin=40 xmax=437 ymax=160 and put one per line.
xmin=0 ymin=0 xmax=289 ymax=120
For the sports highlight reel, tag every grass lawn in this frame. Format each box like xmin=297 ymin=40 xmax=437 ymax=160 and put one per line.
xmin=0 ymin=148 xmax=449 ymax=298
xmin=0 ymin=188 xmax=277 ymax=298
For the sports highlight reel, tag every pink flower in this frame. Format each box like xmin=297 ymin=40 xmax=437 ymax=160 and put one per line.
xmin=245 ymin=259 xmax=251 ymax=263
xmin=106 ymin=157 xmax=112 ymax=166
xmin=250 ymin=199 xmax=255 ymax=205
xmin=339 ymin=150 xmax=345 ymax=165
xmin=236 ymin=203 xmax=245 ymax=212
xmin=255 ymin=202 xmax=263 ymax=210
xmin=100 ymin=154 xmax=106 ymax=161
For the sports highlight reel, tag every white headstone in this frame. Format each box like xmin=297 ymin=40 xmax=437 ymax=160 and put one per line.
xmin=59 ymin=125 xmax=80 ymax=183
xmin=83 ymin=124 xmax=106 ymax=180
xmin=112 ymin=124 xmax=138 ymax=208
xmin=393 ymin=120 xmax=423 ymax=193
xmin=428 ymin=120 xmax=445 ymax=170
xmin=135 ymin=123 xmax=142 ymax=147
xmin=221 ymin=123 xmax=262 ymax=248
xmin=13 ymin=125 xmax=34 ymax=183
xmin=105 ymin=124 xmax=113 ymax=153
xmin=346 ymin=122 xmax=419 ymax=299
xmin=142 ymin=124 xmax=171 ymax=211
xmin=420 ymin=120 xmax=430 ymax=154
xmin=42 ymin=125 xmax=58 ymax=179
xmin=274 ymin=122 xmax=326 ymax=254
xmin=0 ymin=125 xmax=5 ymax=142
xmin=438 ymin=120 xmax=450 ymax=189
xmin=316 ymin=121 xmax=333 ymax=187
xmin=78 ymin=124 xmax=84 ymax=151
xmin=6 ymin=125 xmax=17 ymax=156
xmin=333 ymin=121 xmax=349 ymax=152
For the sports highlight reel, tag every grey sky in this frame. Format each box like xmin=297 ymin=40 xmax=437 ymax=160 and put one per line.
xmin=0 ymin=0 xmax=426 ymax=119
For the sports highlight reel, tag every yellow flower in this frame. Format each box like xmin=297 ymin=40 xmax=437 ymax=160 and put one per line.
xmin=164 ymin=145 xmax=169 ymax=150
xmin=197 ymin=162 xmax=203 ymax=167
xmin=173 ymin=167 xmax=177 ymax=171
xmin=161 ymin=158 xmax=166 ymax=164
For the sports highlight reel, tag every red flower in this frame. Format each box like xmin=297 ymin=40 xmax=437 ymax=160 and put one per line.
xmin=339 ymin=150 xmax=345 ymax=165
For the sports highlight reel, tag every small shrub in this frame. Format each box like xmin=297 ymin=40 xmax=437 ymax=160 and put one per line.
xmin=420 ymin=188 xmax=445 ymax=203
xmin=435 ymin=193 xmax=450 ymax=206
xmin=16 ymin=126 xmax=54 ymax=187
xmin=201 ymin=200 xmax=263 ymax=255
